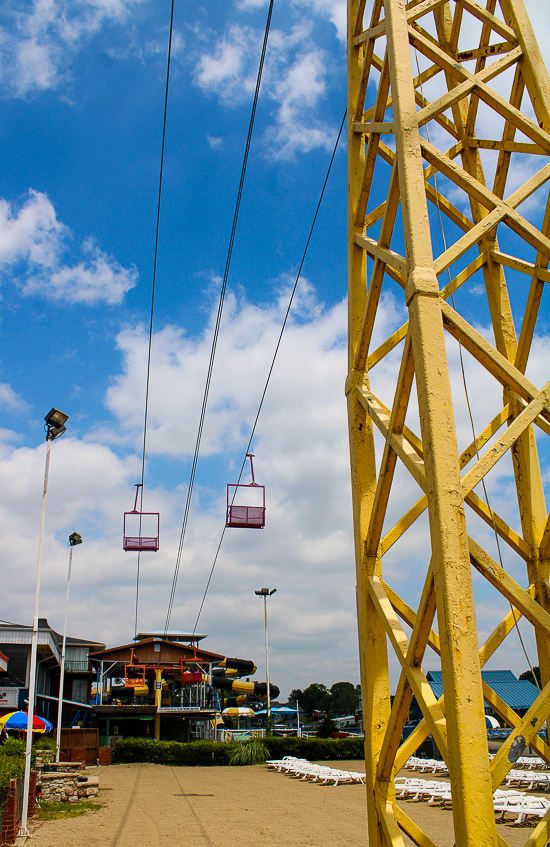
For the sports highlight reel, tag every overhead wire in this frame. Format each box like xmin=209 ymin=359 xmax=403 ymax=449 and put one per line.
xmin=164 ymin=0 xmax=275 ymax=633
xmin=413 ymin=49 xmax=539 ymax=688
xmin=134 ymin=0 xmax=176 ymax=638
xmin=191 ymin=109 xmax=347 ymax=636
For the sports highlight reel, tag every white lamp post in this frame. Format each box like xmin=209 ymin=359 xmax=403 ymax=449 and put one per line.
xmin=55 ymin=532 xmax=83 ymax=762
xmin=255 ymin=588 xmax=276 ymax=726
xmin=20 ymin=408 xmax=68 ymax=837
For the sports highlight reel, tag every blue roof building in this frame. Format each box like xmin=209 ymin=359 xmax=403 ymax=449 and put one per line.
xmin=425 ymin=670 xmax=539 ymax=712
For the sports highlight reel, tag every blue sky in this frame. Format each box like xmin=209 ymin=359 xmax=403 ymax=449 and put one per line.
xmin=1 ymin=0 xmax=549 ymax=699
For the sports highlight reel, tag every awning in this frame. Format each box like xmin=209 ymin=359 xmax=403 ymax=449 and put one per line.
xmin=38 ymin=694 xmax=92 ymax=710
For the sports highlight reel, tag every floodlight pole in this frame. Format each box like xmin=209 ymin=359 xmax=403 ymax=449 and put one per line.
xmin=19 ymin=437 xmax=51 ymax=835
xmin=255 ymin=588 xmax=276 ymax=726
xmin=264 ymin=594 xmax=271 ymax=721
xmin=20 ymin=409 xmax=68 ymax=837
xmin=55 ymin=533 xmax=82 ymax=762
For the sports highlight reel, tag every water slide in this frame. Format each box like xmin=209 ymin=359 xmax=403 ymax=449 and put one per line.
xmin=211 ymin=657 xmax=280 ymax=702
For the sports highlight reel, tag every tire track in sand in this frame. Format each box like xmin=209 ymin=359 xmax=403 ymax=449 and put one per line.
xmin=171 ymin=767 xmax=214 ymax=846
xmin=110 ymin=763 xmax=143 ymax=847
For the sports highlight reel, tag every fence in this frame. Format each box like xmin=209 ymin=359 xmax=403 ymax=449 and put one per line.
xmin=0 ymin=771 xmax=37 ymax=845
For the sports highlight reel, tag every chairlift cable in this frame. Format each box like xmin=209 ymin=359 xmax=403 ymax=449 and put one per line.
xmin=164 ymin=0 xmax=276 ymax=633
xmin=134 ymin=0 xmax=176 ymax=638
xmin=191 ymin=109 xmax=347 ymax=636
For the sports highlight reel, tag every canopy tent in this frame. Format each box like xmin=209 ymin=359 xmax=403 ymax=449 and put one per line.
xmin=222 ymin=707 xmax=255 ymax=717
xmin=253 ymin=706 xmax=298 ymax=715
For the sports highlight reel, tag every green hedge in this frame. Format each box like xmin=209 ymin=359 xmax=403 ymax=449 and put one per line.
xmin=112 ymin=739 xmax=230 ymax=765
xmin=263 ymin=736 xmax=365 ymax=760
xmin=0 ymin=756 xmax=25 ymax=793
xmin=112 ymin=735 xmax=365 ymax=766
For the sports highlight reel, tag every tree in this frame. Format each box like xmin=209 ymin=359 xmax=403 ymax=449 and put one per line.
xmin=519 ymin=666 xmax=541 ymax=688
xmin=287 ymin=689 xmax=303 ymax=704
xmin=296 ymin=683 xmax=332 ymax=716
xmin=330 ymin=681 xmax=360 ymax=716
xmin=288 ymin=682 xmax=360 ymax=717
xmin=316 ymin=714 xmax=338 ymax=738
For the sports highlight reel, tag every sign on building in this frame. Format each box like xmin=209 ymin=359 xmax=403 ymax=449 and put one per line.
xmin=0 ymin=689 xmax=19 ymax=707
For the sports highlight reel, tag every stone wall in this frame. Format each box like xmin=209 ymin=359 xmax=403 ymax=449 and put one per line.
xmin=39 ymin=773 xmax=99 ymax=804
xmin=34 ymin=750 xmax=55 ymax=769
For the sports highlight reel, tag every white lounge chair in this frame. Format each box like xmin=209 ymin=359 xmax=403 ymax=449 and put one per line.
xmin=512 ymin=796 xmax=550 ymax=824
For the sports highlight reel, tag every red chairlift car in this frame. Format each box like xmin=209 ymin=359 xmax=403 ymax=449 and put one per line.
xmin=180 ymin=658 xmax=204 ymax=685
xmin=123 ymin=483 xmax=160 ymax=552
xmin=226 ymin=453 xmax=265 ymax=529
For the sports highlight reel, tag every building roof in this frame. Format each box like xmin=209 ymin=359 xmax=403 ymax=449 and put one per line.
xmin=134 ymin=631 xmax=207 ymax=643
xmin=89 ymin=638 xmax=225 ymax=665
xmin=427 ymin=670 xmax=518 ymax=684
xmin=0 ymin=618 xmax=105 ymax=657
xmin=426 ymin=670 xmax=539 ymax=710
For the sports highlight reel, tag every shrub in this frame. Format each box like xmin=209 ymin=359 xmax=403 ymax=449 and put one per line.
xmin=316 ymin=715 xmax=338 ymax=738
xmin=0 ymin=757 xmax=24 ymax=794
xmin=0 ymin=738 xmax=26 ymax=759
xmin=227 ymin=739 xmax=269 ymax=766
xmin=112 ymin=738 xmax=230 ymax=766
xmin=112 ymin=735 xmax=365 ymax=766
xmin=260 ymin=735 xmax=365 ymax=761
xmin=33 ymin=737 xmax=57 ymax=752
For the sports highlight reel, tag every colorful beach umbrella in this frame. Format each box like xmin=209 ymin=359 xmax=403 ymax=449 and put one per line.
xmin=0 ymin=711 xmax=53 ymax=733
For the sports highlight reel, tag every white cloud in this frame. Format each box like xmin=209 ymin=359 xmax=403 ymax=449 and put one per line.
xmin=0 ymin=190 xmax=137 ymax=304
xmin=0 ymin=272 xmax=548 ymax=695
xmin=292 ymin=0 xmax=346 ymax=42
xmin=0 ymin=282 xmax=369 ymax=694
xmin=238 ymin=0 xmax=270 ymax=10
xmin=0 ymin=284 xmax=361 ymax=692
xmin=193 ymin=23 xmax=336 ymax=159
xmin=104 ymin=279 xmax=349 ymax=456
xmin=0 ymin=383 xmax=31 ymax=414
xmin=194 ymin=25 xmax=262 ymax=100
xmin=0 ymin=0 xmax=146 ymax=97
xmin=207 ymin=135 xmax=224 ymax=150
xmin=263 ymin=49 xmax=335 ymax=159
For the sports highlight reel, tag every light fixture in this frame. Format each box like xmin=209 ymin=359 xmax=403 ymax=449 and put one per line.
xmin=255 ymin=588 xmax=277 ymax=596
xmin=68 ymin=532 xmax=82 ymax=546
xmin=44 ymin=408 xmax=69 ymax=440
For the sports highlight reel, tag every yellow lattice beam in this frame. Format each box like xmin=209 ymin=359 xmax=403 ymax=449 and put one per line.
xmin=347 ymin=0 xmax=550 ymax=844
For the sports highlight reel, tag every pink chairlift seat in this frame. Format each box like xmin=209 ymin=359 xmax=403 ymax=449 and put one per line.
xmin=226 ymin=454 xmax=266 ymax=529
xmin=123 ymin=483 xmax=160 ymax=552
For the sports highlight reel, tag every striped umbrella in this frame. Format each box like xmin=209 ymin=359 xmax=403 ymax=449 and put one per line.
xmin=0 ymin=711 xmax=53 ymax=733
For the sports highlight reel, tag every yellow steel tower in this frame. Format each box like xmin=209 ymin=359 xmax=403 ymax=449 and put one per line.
xmin=347 ymin=0 xmax=550 ymax=844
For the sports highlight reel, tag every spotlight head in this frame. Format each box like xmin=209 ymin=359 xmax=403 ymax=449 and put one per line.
xmin=68 ymin=532 xmax=83 ymax=546
xmin=44 ymin=408 xmax=69 ymax=428
xmin=44 ymin=408 xmax=69 ymax=440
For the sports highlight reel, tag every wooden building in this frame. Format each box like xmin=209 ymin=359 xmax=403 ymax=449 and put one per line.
xmin=89 ymin=632 xmax=225 ymax=743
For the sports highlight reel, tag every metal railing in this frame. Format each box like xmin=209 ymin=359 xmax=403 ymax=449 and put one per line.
xmin=64 ymin=661 xmax=89 ymax=672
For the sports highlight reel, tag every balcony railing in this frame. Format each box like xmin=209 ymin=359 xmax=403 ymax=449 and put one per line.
xmin=64 ymin=661 xmax=89 ymax=672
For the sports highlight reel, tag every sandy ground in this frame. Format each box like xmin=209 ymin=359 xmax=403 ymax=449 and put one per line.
xmin=21 ymin=761 xmax=544 ymax=847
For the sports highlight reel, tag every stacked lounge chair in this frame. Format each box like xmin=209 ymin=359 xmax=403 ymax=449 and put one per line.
xmin=268 ymin=756 xmax=550 ymax=823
